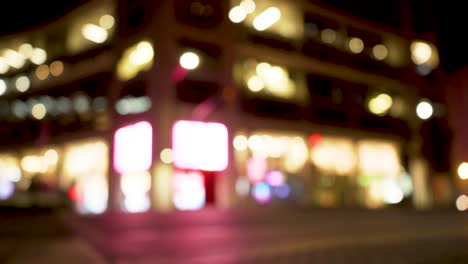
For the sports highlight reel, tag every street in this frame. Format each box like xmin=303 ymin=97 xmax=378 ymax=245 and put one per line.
xmin=2 ymin=207 xmax=468 ymax=263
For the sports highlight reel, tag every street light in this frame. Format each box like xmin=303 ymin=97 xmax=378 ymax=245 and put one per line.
xmin=458 ymin=162 xmax=468 ymax=180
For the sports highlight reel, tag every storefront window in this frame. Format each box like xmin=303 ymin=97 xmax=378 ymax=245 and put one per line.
xmin=62 ymin=139 xmax=109 ymax=214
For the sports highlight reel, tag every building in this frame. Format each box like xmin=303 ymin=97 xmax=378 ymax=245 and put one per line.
xmin=0 ymin=0 xmax=452 ymax=214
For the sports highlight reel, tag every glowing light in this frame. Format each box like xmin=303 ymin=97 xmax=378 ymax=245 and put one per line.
xmin=121 ymin=171 xmax=151 ymax=213
xmin=265 ymin=170 xmax=285 ymax=187
xmin=458 ymin=162 xmax=468 ymax=180
xmin=0 ymin=79 xmax=6 ymax=96
xmin=0 ymin=179 xmax=14 ymax=200
xmin=273 ymin=184 xmax=290 ymax=199
xmin=73 ymin=94 xmax=91 ymax=114
xmin=99 ymin=15 xmax=115 ymax=30
xmin=311 ymin=138 xmax=357 ymax=175
xmin=160 ymin=148 xmax=173 ymax=164
xmin=240 ymin=0 xmax=256 ymax=14
xmin=358 ymin=141 xmax=400 ymax=177
xmin=179 ymin=51 xmax=200 ymax=70
xmin=81 ymin=175 xmax=108 ymax=214
xmin=31 ymin=103 xmax=47 ymax=120
xmin=308 ymin=133 xmax=323 ymax=148
xmin=456 ymin=195 xmax=468 ymax=211
xmin=321 ymin=29 xmax=337 ymax=44
xmin=44 ymin=149 xmax=59 ymax=165
xmin=82 ymin=24 xmax=108 ymax=44
xmin=416 ymin=100 xmax=433 ymax=120
xmin=114 ymin=121 xmax=153 ymax=174
xmin=349 ymin=37 xmax=364 ymax=53
xmin=172 ymin=120 xmax=228 ymax=171
xmin=116 ymin=96 xmax=152 ymax=115
xmin=15 ymin=75 xmax=30 ymax=93
xmin=31 ymin=48 xmax=47 ymax=65
xmin=252 ymin=182 xmax=271 ymax=204
xmin=247 ymin=157 xmax=267 ymax=183
xmin=235 ymin=177 xmax=250 ymax=197
xmin=12 ymin=100 xmax=28 ymax=119
xmin=18 ymin=43 xmax=33 ymax=58
xmin=253 ymin=7 xmax=281 ymax=31
xmin=411 ymin=41 xmax=432 ymax=65
xmin=173 ymin=171 xmax=205 ymax=210
xmin=0 ymin=58 xmax=9 ymax=74
xmin=247 ymin=75 xmax=264 ymax=92
xmin=382 ymin=181 xmax=404 ymax=204
xmin=56 ymin=97 xmax=72 ymax=114
xmin=3 ymin=49 xmax=25 ymax=69
xmin=256 ymin=62 xmax=271 ymax=77
xmin=233 ymin=135 xmax=248 ymax=151
xmin=129 ymin=41 xmax=154 ymax=66
xmin=228 ymin=6 xmax=247 ymax=23
xmin=50 ymin=61 xmax=64 ymax=76
xmin=35 ymin=64 xmax=50 ymax=80
xmin=368 ymin=93 xmax=393 ymax=115
xmin=373 ymin=44 xmax=388 ymax=60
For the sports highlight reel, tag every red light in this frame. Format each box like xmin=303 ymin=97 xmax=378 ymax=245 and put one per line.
xmin=68 ymin=185 xmax=79 ymax=202
xmin=309 ymin=133 xmax=323 ymax=148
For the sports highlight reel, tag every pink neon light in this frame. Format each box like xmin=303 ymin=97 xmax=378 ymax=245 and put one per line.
xmin=172 ymin=120 xmax=228 ymax=171
xmin=113 ymin=121 xmax=153 ymax=174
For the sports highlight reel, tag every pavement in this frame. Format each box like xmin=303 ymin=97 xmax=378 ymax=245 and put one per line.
xmin=2 ymin=206 xmax=468 ymax=263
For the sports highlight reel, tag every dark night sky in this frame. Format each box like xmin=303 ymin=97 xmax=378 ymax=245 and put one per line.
xmin=0 ymin=0 xmax=465 ymax=73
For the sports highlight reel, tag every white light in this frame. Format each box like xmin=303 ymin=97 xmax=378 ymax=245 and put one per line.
xmin=0 ymin=58 xmax=9 ymax=74
xmin=411 ymin=41 xmax=432 ymax=65
xmin=82 ymin=24 xmax=108 ymax=44
xmin=247 ymin=75 xmax=264 ymax=92
xmin=456 ymin=195 xmax=468 ymax=211
xmin=253 ymin=7 xmax=281 ymax=31
xmin=373 ymin=44 xmax=388 ymax=60
xmin=233 ymin=135 xmax=248 ymax=151
xmin=44 ymin=149 xmax=59 ymax=165
xmin=3 ymin=49 xmax=25 ymax=69
xmin=129 ymin=41 xmax=154 ymax=66
xmin=32 ymin=103 xmax=47 ymax=120
xmin=179 ymin=51 xmax=200 ymax=70
xmin=228 ymin=6 xmax=247 ymax=23
xmin=99 ymin=15 xmax=115 ymax=30
xmin=15 ymin=75 xmax=30 ymax=93
xmin=160 ymin=148 xmax=173 ymax=164
xmin=458 ymin=162 xmax=468 ymax=180
xmin=0 ymin=79 xmax=6 ymax=96
xmin=19 ymin=43 xmax=33 ymax=58
xmin=240 ymin=0 xmax=256 ymax=14
xmin=31 ymin=48 xmax=47 ymax=65
xmin=368 ymin=93 xmax=393 ymax=115
xmin=416 ymin=100 xmax=433 ymax=120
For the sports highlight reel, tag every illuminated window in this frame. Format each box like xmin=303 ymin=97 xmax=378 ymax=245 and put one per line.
xmin=113 ymin=121 xmax=153 ymax=174
xmin=310 ymin=137 xmax=356 ymax=176
xmin=172 ymin=171 xmax=205 ymax=210
xmin=172 ymin=120 xmax=228 ymax=172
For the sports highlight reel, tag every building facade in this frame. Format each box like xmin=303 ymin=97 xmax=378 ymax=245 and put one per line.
xmin=0 ymin=0 xmax=452 ymax=213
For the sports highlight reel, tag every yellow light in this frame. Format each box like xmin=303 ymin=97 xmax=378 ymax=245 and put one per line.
xmin=35 ymin=64 xmax=50 ymax=80
xmin=0 ymin=79 xmax=6 ymax=96
xmin=50 ymin=61 xmax=64 ymax=76
xmin=349 ymin=37 xmax=364 ymax=53
xmin=255 ymin=62 xmax=271 ymax=77
xmin=253 ymin=7 xmax=281 ymax=31
xmin=15 ymin=75 xmax=30 ymax=92
xmin=99 ymin=15 xmax=115 ymax=30
xmin=21 ymin=155 xmax=43 ymax=173
xmin=456 ymin=195 xmax=468 ymax=211
xmin=411 ymin=41 xmax=432 ymax=65
xmin=3 ymin=49 xmax=25 ymax=69
xmin=247 ymin=75 xmax=264 ymax=92
xmin=32 ymin=103 xmax=47 ymax=120
xmin=373 ymin=44 xmax=388 ymax=60
xmin=458 ymin=162 xmax=468 ymax=180
xmin=368 ymin=93 xmax=393 ymax=115
xmin=228 ymin=6 xmax=247 ymax=23
xmin=321 ymin=29 xmax=337 ymax=44
xmin=179 ymin=51 xmax=200 ymax=70
xmin=31 ymin=48 xmax=47 ymax=65
xmin=160 ymin=148 xmax=173 ymax=164
xmin=44 ymin=149 xmax=59 ymax=165
xmin=18 ymin=43 xmax=33 ymax=58
xmin=0 ymin=58 xmax=9 ymax=74
xmin=82 ymin=24 xmax=108 ymax=44
xmin=240 ymin=0 xmax=256 ymax=14
xmin=130 ymin=41 xmax=154 ymax=66
xmin=233 ymin=135 xmax=248 ymax=151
